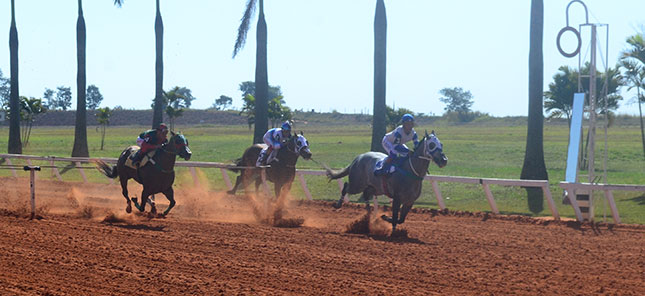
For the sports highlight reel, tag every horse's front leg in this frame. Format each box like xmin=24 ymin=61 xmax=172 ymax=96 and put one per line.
xmin=382 ymin=197 xmax=401 ymax=232
xmin=161 ymin=187 xmax=175 ymax=216
xmin=133 ymin=189 xmax=153 ymax=213
xmin=119 ymin=176 xmax=132 ymax=213
xmin=274 ymin=182 xmax=283 ymax=200
xmin=398 ymin=203 xmax=413 ymax=224
xmin=227 ymin=174 xmax=243 ymax=195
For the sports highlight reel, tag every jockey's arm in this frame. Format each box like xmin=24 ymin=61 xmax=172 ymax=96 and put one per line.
xmin=263 ymin=129 xmax=281 ymax=149
xmin=381 ymin=133 xmax=395 ymax=155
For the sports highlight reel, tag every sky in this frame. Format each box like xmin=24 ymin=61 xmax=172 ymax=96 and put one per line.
xmin=1 ymin=0 xmax=644 ymax=117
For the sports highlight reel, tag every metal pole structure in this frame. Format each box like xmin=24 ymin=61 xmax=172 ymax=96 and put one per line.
xmin=23 ymin=166 xmax=41 ymax=219
xmin=588 ymin=24 xmax=597 ymax=184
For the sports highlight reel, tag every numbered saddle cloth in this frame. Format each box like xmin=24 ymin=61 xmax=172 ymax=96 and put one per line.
xmin=125 ymin=146 xmax=157 ymax=169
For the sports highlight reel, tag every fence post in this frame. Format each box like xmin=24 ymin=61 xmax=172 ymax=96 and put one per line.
xmin=297 ymin=172 xmax=313 ymax=201
xmin=220 ymin=168 xmax=233 ymax=191
xmin=542 ymin=184 xmax=560 ymax=220
xmin=6 ymin=158 xmax=17 ymax=177
xmin=565 ymin=186 xmax=584 ymax=222
xmin=189 ymin=167 xmax=200 ymax=187
xmin=481 ymin=182 xmax=499 ymax=214
xmin=430 ymin=179 xmax=446 ymax=210
xmin=604 ymin=190 xmax=620 ymax=224
xmin=75 ymin=162 xmax=87 ymax=183
xmin=50 ymin=158 xmax=63 ymax=181
xmin=260 ymin=169 xmax=271 ymax=197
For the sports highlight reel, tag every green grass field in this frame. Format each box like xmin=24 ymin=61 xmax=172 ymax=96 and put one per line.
xmin=0 ymin=123 xmax=643 ymax=224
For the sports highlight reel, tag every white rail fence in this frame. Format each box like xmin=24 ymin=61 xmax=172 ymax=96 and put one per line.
xmin=2 ymin=153 xmax=643 ymax=223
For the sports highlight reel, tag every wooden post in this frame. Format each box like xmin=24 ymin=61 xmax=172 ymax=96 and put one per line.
xmin=603 ymin=190 xmax=620 ymax=224
xmin=260 ymin=169 xmax=271 ymax=197
xmin=542 ymin=185 xmax=560 ymax=220
xmin=189 ymin=167 xmax=200 ymax=187
xmin=6 ymin=158 xmax=17 ymax=177
xmin=75 ymin=162 xmax=87 ymax=183
xmin=297 ymin=172 xmax=313 ymax=201
xmin=50 ymin=159 xmax=63 ymax=181
xmin=481 ymin=183 xmax=499 ymax=214
xmin=566 ymin=187 xmax=584 ymax=222
xmin=430 ymin=179 xmax=446 ymax=210
xmin=23 ymin=166 xmax=41 ymax=219
xmin=220 ymin=168 xmax=233 ymax=191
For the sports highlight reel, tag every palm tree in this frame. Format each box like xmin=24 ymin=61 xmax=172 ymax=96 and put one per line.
xmin=621 ymin=33 xmax=645 ymax=158
xmin=114 ymin=0 xmax=164 ymax=129
xmin=72 ymin=0 xmax=89 ymax=157
xmin=163 ymin=86 xmax=187 ymax=131
xmin=520 ymin=0 xmax=547 ymax=213
xmin=233 ymin=0 xmax=269 ymax=144
xmin=96 ymin=107 xmax=111 ymax=150
xmin=371 ymin=0 xmax=387 ymax=153
xmin=8 ymin=0 xmax=21 ymax=154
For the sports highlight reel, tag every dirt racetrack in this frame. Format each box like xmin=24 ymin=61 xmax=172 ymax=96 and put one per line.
xmin=0 ymin=177 xmax=644 ymax=295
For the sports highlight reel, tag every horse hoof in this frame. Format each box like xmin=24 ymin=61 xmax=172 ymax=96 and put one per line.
xmin=381 ymin=215 xmax=392 ymax=223
xmin=126 ymin=204 xmax=132 ymax=213
xmin=332 ymin=202 xmax=342 ymax=209
xmin=226 ymin=190 xmax=235 ymax=195
xmin=151 ymin=206 xmax=157 ymax=215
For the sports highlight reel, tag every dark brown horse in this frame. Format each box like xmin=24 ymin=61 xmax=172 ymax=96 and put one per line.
xmin=227 ymin=133 xmax=312 ymax=198
xmin=95 ymin=132 xmax=192 ymax=216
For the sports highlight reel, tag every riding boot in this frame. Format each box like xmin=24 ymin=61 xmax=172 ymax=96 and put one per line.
xmin=256 ymin=150 xmax=267 ymax=167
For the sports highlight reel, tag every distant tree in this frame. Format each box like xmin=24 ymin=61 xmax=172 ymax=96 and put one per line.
xmin=95 ymin=107 xmax=111 ymax=150
xmin=173 ymin=86 xmax=195 ymax=108
xmin=544 ymin=64 xmax=623 ymax=126
xmin=214 ymin=95 xmax=232 ymax=110
xmin=267 ymin=95 xmax=292 ymax=127
xmin=0 ymin=69 xmax=9 ymax=107
xmin=239 ymin=81 xmax=282 ymax=102
xmin=521 ymin=0 xmax=547 ymax=214
xmin=621 ymin=32 xmax=645 ymax=158
xmin=163 ymin=86 xmax=188 ymax=131
xmin=371 ymin=0 xmax=387 ymax=153
xmin=385 ymin=106 xmax=414 ymax=130
xmin=43 ymin=88 xmax=55 ymax=109
xmin=233 ymin=0 xmax=269 ymax=144
xmin=19 ymin=96 xmax=47 ymax=147
xmin=86 ymin=84 xmax=103 ymax=110
xmin=52 ymin=86 xmax=72 ymax=111
xmin=8 ymin=0 xmax=21 ymax=153
xmin=240 ymin=94 xmax=256 ymax=130
xmin=438 ymin=87 xmax=474 ymax=114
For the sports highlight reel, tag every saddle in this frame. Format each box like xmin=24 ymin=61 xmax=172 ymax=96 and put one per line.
xmin=125 ymin=146 xmax=157 ymax=170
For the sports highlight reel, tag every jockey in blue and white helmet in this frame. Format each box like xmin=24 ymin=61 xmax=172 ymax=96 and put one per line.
xmin=375 ymin=114 xmax=419 ymax=176
xmin=256 ymin=121 xmax=293 ymax=167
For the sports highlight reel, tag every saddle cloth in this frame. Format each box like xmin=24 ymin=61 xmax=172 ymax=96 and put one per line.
xmin=125 ymin=146 xmax=156 ymax=170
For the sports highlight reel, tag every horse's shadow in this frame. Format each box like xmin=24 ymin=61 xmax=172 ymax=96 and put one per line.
xmin=104 ymin=223 xmax=167 ymax=232
xmin=368 ymin=233 xmax=426 ymax=245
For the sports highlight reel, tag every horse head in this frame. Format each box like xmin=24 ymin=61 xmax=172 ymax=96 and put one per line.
xmin=167 ymin=131 xmax=192 ymax=160
xmin=284 ymin=132 xmax=312 ymax=160
xmin=416 ymin=130 xmax=447 ymax=168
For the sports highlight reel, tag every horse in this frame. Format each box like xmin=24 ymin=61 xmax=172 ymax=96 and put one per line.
xmin=95 ymin=132 xmax=192 ymax=216
xmin=326 ymin=131 xmax=447 ymax=231
xmin=227 ymin=133 xmax=312 ymax=198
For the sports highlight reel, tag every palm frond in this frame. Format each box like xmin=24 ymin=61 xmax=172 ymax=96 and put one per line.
xmin=232 ymin=0 xmax=257 ymax=58
xmin=114 ymin=0 xmax=124 ymax=7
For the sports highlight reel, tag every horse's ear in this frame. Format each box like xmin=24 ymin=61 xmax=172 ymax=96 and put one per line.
xmin=425 ymin=130 xmax=429 ymax=138
xmin=431 ymin=130 xmax=435 ymax=136
xmin=171 ymin=131 xmax=176 ymax=137
xmin=300 ymin=130 xmax=303 ymax=136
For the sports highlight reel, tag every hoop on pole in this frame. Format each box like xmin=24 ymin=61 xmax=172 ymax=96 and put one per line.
xmin=556 ymin=26 xmax=581 ymax=58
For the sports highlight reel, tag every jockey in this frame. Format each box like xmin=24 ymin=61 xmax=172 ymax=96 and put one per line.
xmin=132 ymin=123 xmax=169 ymax=166
xmin=256 ymin=121 xmax=292 ymax=167
xmin=374 ymin=114 xmax=419 ymax=176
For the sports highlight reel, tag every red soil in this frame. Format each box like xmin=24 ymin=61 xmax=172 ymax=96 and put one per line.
xmin=0 ymin=177 xmax=644 ymax=295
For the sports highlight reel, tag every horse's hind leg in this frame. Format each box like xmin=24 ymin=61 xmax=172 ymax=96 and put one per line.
xmin=359 ymin=187 xmax=375 ymax=213
xmin=119 ymin=177 xmax=132 ymax=213
xmin=227 ymin=174 xmax=243 ymax=195
xmin=333 ymin=182 xmax=349 ymax=209
xmin=161 ymin=187 xmax=175 ymax=216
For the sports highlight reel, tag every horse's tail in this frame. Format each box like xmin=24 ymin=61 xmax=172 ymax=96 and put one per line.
xmin=94 ymin=159 xmax=118 ymax=179
xmin=226 ymin=158 xmax=244 ymax=173
xmin=326 ymin=166 xmax=350 ymax=180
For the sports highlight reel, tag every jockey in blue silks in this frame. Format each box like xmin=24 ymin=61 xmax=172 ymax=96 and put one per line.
xmin=374 ymin=114 xmax=419 ymax=176
xmin=256 ymin=121 xmax=293 ymax=167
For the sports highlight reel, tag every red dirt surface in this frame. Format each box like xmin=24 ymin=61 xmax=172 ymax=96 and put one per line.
xmin=1 ymin=177 xmax=644 ymax=295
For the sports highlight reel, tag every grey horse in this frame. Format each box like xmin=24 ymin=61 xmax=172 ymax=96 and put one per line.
xmin=326 ymin=131 xmax=447 ymax=231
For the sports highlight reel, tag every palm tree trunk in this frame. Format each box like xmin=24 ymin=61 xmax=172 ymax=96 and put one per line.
xmin=8 ymin=0 xmax=22 ymax=154
xmin=253 ymin=0 xmax=269 ymax=144
xmin=638 ymin=89 xmax=645 ymax=158
xmin=26 ymin=118 xmax=33 ymax=147
xmin=521 ymin=0 xmax=547 ymax=213
xmin=152 ymin=0 xmax=164 ymax=128
xmin=72 ymin=0 xmax=89 ymax=157
xmin=100 ymin=124 xmax=106 ymax=150
xmin=371 ymin=0 xmax=387 ymax=153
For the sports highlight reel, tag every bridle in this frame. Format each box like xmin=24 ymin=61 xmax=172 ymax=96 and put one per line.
xmin=408 ymin=135 xmax=441 ymax=178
